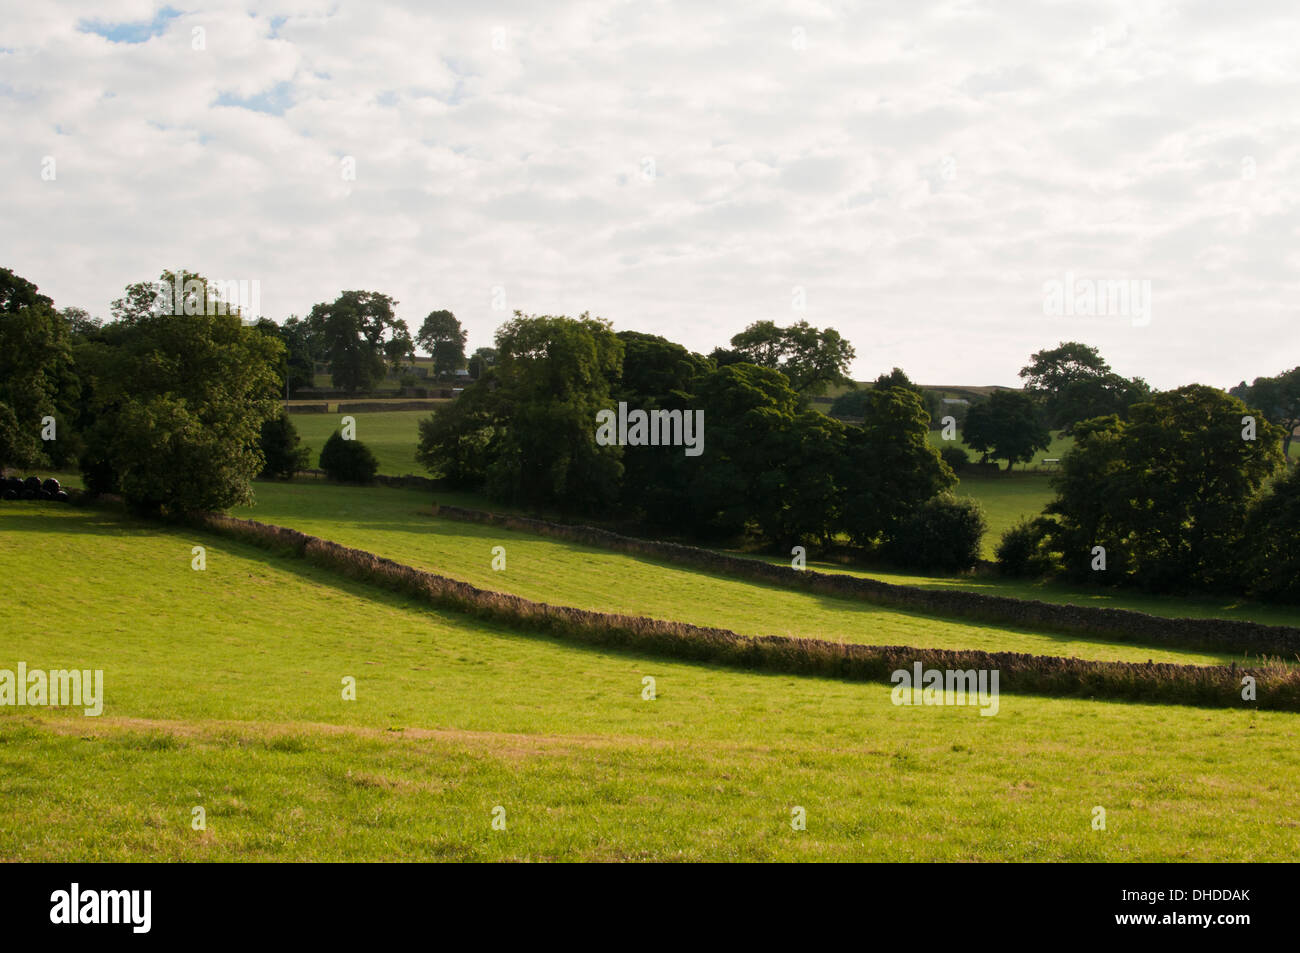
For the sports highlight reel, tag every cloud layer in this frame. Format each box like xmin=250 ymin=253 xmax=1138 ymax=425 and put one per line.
xmin=4 ymin=0 xmax=1299 ymax=388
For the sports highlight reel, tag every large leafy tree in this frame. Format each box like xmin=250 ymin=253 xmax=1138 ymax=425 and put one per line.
xmin=0 ymin=267 xmax=80 ymax=467
xmin=688 ymin=363 xmax=802 ymax=536
xmin=1045 ymin=386 xmax=1285 ymax=591
xmin=839 ymin=387 xmax=956 ymax=546
xmin=726 ymin=320 xmax=856 ymax=394
xmin=755 ymin=410 xmax=847 ymax=548
xmin=278 ymin=314 xmax=320 ymax=395
xmin=417 ymin=310 xmax=467 ymax=377
xmin=80 ymin=272 xmax=283 ymax=513
xmin=307 ymin=290 xmax=403 ymax=393
xmin=1240 ymin=464 xmax=1300 ymax=602
xmin=416 ymin=369 xmax=504 ymax=487
xmin=1019 ymin=341 xmax=1147 ymax=430
xmin=1231 ymin=367 xmax=1300 ymax=459
xmin=485 ymin=313 xmax=625 ymax=510
xmin=963 ymin=390 xmax=1051 ymax=471
xmin=613 ymin=331 xmax=711 ymax=526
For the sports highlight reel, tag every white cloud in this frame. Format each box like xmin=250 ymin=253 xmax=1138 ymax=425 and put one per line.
xmin=2 ymin=0 xmax=1298 ymax=388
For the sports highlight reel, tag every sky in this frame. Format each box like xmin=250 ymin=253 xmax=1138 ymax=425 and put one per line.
xmin=3 ymin=0 xmax=1299 ymax=390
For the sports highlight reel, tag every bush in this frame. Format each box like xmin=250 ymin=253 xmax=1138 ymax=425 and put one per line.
xmin=259 ymin=412 xmax=310 ymax=479
xmin=995 ymin=517 xmax=1056 ymax=578
xmin=883 ymin=494 xmax=986 ymax=573
xmin=939 ymin=445 xmax=969 ymax=472
xmin=319 ymin=431 xmax=378 ymax=484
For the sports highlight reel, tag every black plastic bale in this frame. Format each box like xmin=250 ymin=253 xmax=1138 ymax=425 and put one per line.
xmin=2 ymin=489 xmax=17 ymax=500
xmin=21 ymin=489 xmax=38 ymax=500
xmin=41 ymin=478 xmax=60 ymax=494
xmin=23 ymin=476 xmax=41 ymax=491
xmin=55 ymin=490 xmax=70 ymax=502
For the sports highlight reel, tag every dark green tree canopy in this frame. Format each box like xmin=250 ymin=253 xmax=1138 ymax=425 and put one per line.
xmin=0 ymin=268 xmax=79 ymax=467
xmin=1044 ymin=385 xmax=1285 ymax=591
xmin=727 ymin=320 xmax=855 ymax=394
xmin=307 ymin=290 xmax=403 ymax=394
xmin=80 ymin=272 xmax=284 ymax=514
xmin=417 ymin=310 xmax=466 ymax=376
xmin=1231 ymin=367 xmax=1300 ymax=458
xmin=1019 ymin=341 xmax=1149 ymax=430
xmin=962 ymin=390 xmax=1050 ymax=470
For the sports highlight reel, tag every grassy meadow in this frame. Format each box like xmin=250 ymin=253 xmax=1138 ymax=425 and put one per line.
xmin=289 ymin=410 xmax=429 ymax=476
xmin=2 ymin=500 xmax=1298 ymax=861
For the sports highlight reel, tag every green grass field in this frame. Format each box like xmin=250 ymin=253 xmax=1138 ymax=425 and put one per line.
xmin=952 ymin=473 xmax=1055 ymax=556
xmin=289 ymin=410 xmax=430 ymax=476
xmin=3 ymin=500 xmax=1298 ymax=861
xmin=230 ymin=481 xmax=1296 ymax=663
xmin=928 ymin=429 xmax=1075 ymax=471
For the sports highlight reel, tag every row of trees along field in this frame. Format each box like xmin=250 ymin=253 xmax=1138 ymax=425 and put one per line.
xmin=2 ymin=265 xmax=1296 ymax=599
xmin=418 ymin=313 xmax=981 ymax=570
xmin=277 ymin=297 xmax=496 ymax=395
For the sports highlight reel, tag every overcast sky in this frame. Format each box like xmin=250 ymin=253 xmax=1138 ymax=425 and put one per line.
xmin=4 ymin=1 xmax=1299 ymax=389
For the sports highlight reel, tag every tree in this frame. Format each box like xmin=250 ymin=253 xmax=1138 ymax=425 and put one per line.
xmin=753 ymin=410 xmax=846 ymax=548
xmin=259 ymin=412 xmax=311 ymax=479
xmin=80 ymin=272 xmax=283 ymax=513
xmin=1231 ymin=367 xmax=1300 ymax=459
xmin=417 ymin=310 xmax=467 ymax=377
xmin=1044 ymin=386 xmax=1285 ymax=591
xmin=467 ymin=346 xmax=498 ymax=380
xmin=1019 ymin=341 xmax=1147 ymax=430
xmin=727 ymin=320 xmax=856 ymax=394
xmin=416 ymin=370 xmax=502 ymax=487
xmin=60 ymin=306 xmax=102 ymax=338
xmin=1054 ymin=372 xmax=1151 ymax=430
xmin=1240 ymin=464 xmax=1300 ymax=602
xmin=882 ymin=495 xmax=986 ymax=573
xmin=838 ymin=387 xmax=956 ymax=546
xmin=383 ymin=321 xmax=415 ymax=376
xmin=307 ymin=290 xmax=403 ymax=393
xmin=319 ymin=431 xmax=378 ymax=483
xmin=278 ymin=315 xmax=320 ymax=395
xmin=995 ymin=517 xmax=1056 ymax=578
xmin=613 ymin=331 xmax=711 ymax=526
xmin=688 ymin=363 xmax=802 ymax=536
xmin=0 ymin=401 xmax=27 ymax=472
xmin=962 ymin=390 xmax=1050 ymax=470
xmin=0 ymin=268 xmax=80 ymax=467
xmin=486 ymin=313 xmax=625 ymax=510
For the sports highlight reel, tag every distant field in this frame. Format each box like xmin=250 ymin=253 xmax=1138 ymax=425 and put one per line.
xmin=928 ymin=429 xmax=1075 ymax=471
xmin=235 ymin=481 xmax=1288 ymax=663
xmin=4 ymin=500 xmax=1299 ymax=861
xmin=289 ymin=410 xmax=431 ymax=476
xmin=954 ymin=474 xmax=1056 ymax=556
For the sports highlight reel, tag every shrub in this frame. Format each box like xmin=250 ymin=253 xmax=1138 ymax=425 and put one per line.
xmin=995 ymin=517 xmax=1056 ymax=578
xmin=939 ymin=445 xmax=969 ymax=472
xmin=883 ymin=494 xmax=986 ymax=573
xmin=259 ymin=412 xmax=310 ymax=479
xmin=319 ymin=431 xmax=378 ymax=484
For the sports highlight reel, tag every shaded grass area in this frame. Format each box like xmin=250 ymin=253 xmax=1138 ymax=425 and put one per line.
xmin=2 ymin=502 xmax=1299 ymax=860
